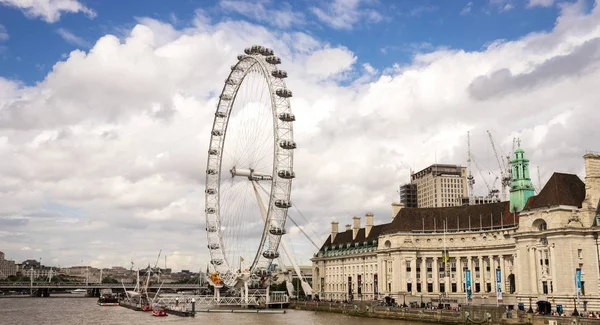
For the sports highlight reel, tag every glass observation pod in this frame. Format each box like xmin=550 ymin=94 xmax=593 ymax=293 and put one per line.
xmin=265 ymin=56 xmax=281 ymax=64
xmin=262 ymin=250 xmax=280 ymax=259
xmin=208 ymin=148 xmax=219 ymax=155
xmin=225 ymin=79 xmax=239 ymax=85
xmin=210 ymin=259 xmax=223 ymax=266
xmin=278 ymin=113 xmax=295 ymax=122
xmin=206 ymin=223 xmax=218 ymax=232
xmin=275 ymin=89 xmax=292 ymax=98
xmin=275 ymin=199 xmax=292 ymax=208
xmin=206 ymin=169 xmax=218 ymax=175
xmin=277 ymin=170 xmax=295 ymax=179
xmin=272 ymin=70 xmax=287 ymax=78
xmin=220 ymin=94 xmax=232 ymax=101
xmin=215 ymin=111 xmax=227 ymax=118
xmin=231 ymin=65 xmax=243 ymax=71
xmin=260 ymin=48 xmax=274 ymax=56
xmin=237 ymin=54 xmax=247 ymax=61
xmin=208 ymin=243 xmax=220 ymax=250
xmin=205 ymin=207 xmax=216 ymax=214
xmin=269 ymin=226 xmax=286 ymax=235
xmin=254 ymin=268 xmax=269 ymax=277
xmin=205 ymin=188 xmax=216 ymax=195
xmin=279 ymin=140 xmax=297 ymax=150
xmin=211 ymin=130 xmax=222 ymax=136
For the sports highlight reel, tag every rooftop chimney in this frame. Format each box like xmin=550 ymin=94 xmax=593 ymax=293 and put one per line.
xmin=352 ymin=216 xmax=360 ymax=240
xmin=391 ymin=202 xmax=404 ymax=220
xmin=345 ymin=224 xmax=351 ymax=231
xmin=584 ymin=153 xmax=600 ymax=212
xmin=365 ymin=212 xmax=374 ymax=237
xmin=331 ymin=222 xmax=339 ymax=243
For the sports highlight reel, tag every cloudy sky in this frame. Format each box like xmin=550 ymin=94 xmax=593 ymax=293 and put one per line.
xmin=0 ymin=0 xmax=599 ymax=272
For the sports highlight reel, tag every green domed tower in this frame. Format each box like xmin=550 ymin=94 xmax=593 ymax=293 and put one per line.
xmin=509 ymin=141 xmax=535 ymax=213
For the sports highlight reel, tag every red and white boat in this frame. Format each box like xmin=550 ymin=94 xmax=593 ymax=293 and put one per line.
xmin=142 ymin=303 xmax=152 ymax=312
xmin=152 ymin=308 xmax=168 ymax=317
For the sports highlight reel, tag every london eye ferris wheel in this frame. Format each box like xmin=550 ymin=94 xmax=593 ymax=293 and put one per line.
xmin=204 ymin=45 xmax=296 ymax=288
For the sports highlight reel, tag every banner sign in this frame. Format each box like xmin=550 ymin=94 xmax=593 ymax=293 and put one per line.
xmin=466 ymin=270 xmax=472 ymax=299
xmin=321 ymin=277 xmax=324 ymax=293
xmin=496 ymin=268 xmax=503 ymax=302
xmin=374 ymin=273 xmax=378 ymax=297
xmin=576 ymin=268 xmax=582 ymax=300
xmin=357 ymin=274 xmax=362 ymax=295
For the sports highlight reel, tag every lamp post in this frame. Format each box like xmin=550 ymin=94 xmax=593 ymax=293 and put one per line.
xmin=403 ymin=292 xmax=407 ymax=308
xmin=572 ymin=297 xmax=579 ymax=316
xmin=527 ymin=297 xmax=534 ymax=313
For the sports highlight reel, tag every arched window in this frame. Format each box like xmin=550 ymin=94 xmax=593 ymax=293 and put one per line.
xmin=384 ymin=240 xmax=391 ymax=249
xmin=532 ymin=219 xmax=547 ymax=231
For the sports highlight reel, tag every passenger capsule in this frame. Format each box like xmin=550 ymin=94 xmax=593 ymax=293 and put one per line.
xmin=277 ymin=170 xmax=295 ymax=179
xmin=278 ymin=113 xmax=295 ymax=122
xmin=205 ymin=207 xmax=216 ymax=214
xmin=208 ymin=243 xmax=220 ymax=250
xmin=269 ymin=226 xmax=286 ymax=236
xmin=212 ymin=130 xmax=222 ymax=136
xmin=206 ymin=223 xmax=218 ymax=232
xmin=207 ymin=169 xmax=218 ymax=175
xmin=209 ymin=149 xmax=219 ymax=155
xmin=279 ymin=140 xmax=297 ymax=150
xmin=215 ymin=111 xmax=227 ymax=118
xmin=262 ymin=250 xmax=280 ymax=259
xmin=205 ymin=188 xmax=216 ymax=195
xmin=220 ymin=94 xmax=232 ymax=101
xmin=254 ymin=268 xmax=269 ymax=277
xmin=275 ymin=89 xmax=292 ymax=98
xmin=226 ymin=79 xmax=239 ymax=85
xmin=275 ymin=200 xmax=292 ymax=208
xmin=265 ymin=56 xmax=281 ymax=64
xmin=210 ymin=259 xmax=223 ymax=266
xmin=260 ymin=47 xmax=274 ymax=56
xmin=272 ymin=70 xmax=287 ymax=78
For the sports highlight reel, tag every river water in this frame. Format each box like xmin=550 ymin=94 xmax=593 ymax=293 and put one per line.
xmin=0 ymin=295 xmax=433 ymax=325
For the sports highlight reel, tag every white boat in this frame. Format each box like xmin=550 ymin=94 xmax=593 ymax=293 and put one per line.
xmin=71 ymin=289 xmax=87 ymax=294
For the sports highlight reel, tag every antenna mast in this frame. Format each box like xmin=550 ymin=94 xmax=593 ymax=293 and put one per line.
xmin=467 ymin=131 xmax=475 ymax=205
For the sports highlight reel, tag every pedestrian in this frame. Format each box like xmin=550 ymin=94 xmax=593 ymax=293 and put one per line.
xmin=175 ymin=297 xmax=179 ymax=307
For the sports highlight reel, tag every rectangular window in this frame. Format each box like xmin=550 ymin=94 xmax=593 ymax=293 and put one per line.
xmin=542 ymin=281 xmax=548 ymax=294
xmin=578 ymin=249 xmax=583 ymax=259
xmin=417 ymin=283 xmax=422 ymax=292
xmin=486 ymin=283 xmax=491 ymax=292
xmin=427 ymin=283 xmax=433 ymax=292
xmin=581 ymin=281 xmax=586 ymax=295
xmin=451 ymin=283 xmax=457 ymax=292
xmin=407 ymin=283 xmax=412 ymax=292
xmin=475 ymin=283 xmax=481 ymax=292
xmin=440 ymin=283 xmax=445 ymax=293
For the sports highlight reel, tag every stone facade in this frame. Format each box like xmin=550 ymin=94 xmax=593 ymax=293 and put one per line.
xmin=0 ymin=251 xmax=16 ymax=279
xmin=313 ymin=152 xmax=600 ymax=314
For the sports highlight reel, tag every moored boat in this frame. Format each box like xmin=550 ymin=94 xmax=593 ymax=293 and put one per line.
xmin=152 ymin=308 xmax=168 ymax=317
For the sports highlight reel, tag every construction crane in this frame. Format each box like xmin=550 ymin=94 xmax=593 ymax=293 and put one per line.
xmin=486 ymin=130 xmax=511 ymax=201
xmin=467 ymin=132 xmax=475 ymax=205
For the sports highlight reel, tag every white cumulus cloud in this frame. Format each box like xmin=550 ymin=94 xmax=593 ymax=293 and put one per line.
xmin=0 ymin=0 xmax=96 ymax=23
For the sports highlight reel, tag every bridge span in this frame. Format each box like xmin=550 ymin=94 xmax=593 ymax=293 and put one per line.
xmin=0 ymin=282 xmax=206 ymax=291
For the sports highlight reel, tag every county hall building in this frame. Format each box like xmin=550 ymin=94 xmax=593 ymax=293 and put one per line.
xmin=312 ymin=146 xmax=600 ymax=313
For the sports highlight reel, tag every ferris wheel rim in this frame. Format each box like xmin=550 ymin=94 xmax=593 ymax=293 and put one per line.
xmin=204 ymin=45 xmax=295 ymax=287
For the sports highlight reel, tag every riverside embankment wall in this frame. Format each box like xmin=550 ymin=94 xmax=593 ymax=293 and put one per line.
xmin=290 ymin=301 xmax=600 ymax=325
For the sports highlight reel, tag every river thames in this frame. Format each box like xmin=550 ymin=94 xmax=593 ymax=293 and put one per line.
xmin=0 ymin=296 xmax=432 ymax=325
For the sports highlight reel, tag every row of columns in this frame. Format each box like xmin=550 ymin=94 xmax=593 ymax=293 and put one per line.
xmin=393 ymin=254 xmax=509 ymax=295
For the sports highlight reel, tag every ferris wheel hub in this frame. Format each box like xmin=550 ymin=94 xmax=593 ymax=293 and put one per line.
xmin=229 ymin=166 xmax=273 ymax=181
